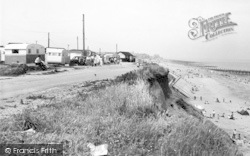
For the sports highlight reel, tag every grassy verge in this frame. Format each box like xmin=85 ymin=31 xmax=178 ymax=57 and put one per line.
xmin=0 ymin=64 xmax=28 ymax=76
xmin=0 ymin=63 xmax=62 ymax=76
xmin=0 ymin=64 xmax=242 ymax=155
xmin=0 ymin=64 xmax=50 ymax=76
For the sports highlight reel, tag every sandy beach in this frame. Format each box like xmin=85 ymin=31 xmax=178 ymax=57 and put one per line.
xmin=161 ymin=62 xmax=250 ymax=155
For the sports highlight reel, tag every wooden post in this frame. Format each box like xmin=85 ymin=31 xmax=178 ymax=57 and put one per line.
xmin=77 ymin=36 xmax=78 ymax=50
xmin=83 ymin=14 xmax=85 ymax=56
xmin=48 ymin=32 xmax=50 ymax=47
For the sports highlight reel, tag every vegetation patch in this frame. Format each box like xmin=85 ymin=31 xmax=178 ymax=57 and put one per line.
xmin=0 ymin=80 xmax=241 ymax=155
xmin=26 ymin=94 xmax=52 ymax=100
xmin=42 ymin=69 xmax=67 ymax=75
xmin=0 ymin=64 xmax=28 ymax=76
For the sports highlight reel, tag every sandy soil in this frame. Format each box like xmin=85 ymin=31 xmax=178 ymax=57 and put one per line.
xmin=160 ymin=62 xmax=250 ymax=155
xmin=0 ymin=63 xmax=137 ymax=119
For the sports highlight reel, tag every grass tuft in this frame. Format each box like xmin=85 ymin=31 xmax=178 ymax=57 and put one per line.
xmin=0 ymin=64 xmax=28 ymax=76
xmin=26 ymin=94 xmax=52 ymax=100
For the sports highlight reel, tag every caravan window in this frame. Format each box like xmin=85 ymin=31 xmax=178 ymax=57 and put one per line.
xmin=28 ymin=49 xmax=31 ymax=54
xmin=58 ymin=53 xmax=61 ymax=56
xmin=36 ymin=49 xmax=39 ymax=54
xmin=12 ymin=49 xmax=19 ymax=54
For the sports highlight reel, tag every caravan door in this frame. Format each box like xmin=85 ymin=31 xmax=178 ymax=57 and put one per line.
xmin=63 ymin=50 xmax=70 ymax=64
xmin=0 ymin=50 xmax=5 ymax=62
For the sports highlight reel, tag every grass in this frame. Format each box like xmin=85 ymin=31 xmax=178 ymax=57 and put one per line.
xmin=0 ymin=80 xmax=242 ymax=155
xmin=0 ymin=63 xmax=63 ymax=76
xmin=41 ymin=69 xmax=67 ymax=75
xmin=0 ymin=63 xmax=51 ymax=76
xmin=0 ymin=64 xmax=242 ymax=155
xmin=26 ymin=94 xmax=51 ymax=100
xmin=0 ymin=64 xmax=28 ymax=76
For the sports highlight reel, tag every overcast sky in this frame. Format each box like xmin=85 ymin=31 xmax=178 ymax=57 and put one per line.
xmin=0 ymin=0 xmax=250 ymax=61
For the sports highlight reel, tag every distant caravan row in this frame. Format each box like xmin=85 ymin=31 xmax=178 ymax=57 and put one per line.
xmin=0 ymin=43 xmax=136 ymax=65
xmin=0 ymin=43 xmax=70 ymax=65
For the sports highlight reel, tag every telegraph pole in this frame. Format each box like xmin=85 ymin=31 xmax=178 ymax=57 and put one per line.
xmin=48 ymin=32 xmax=50 ymax=47
xmin=82 ymin=14 xmax=85 ymax=54
xmin=77 ymin=36 xmax=79 ymax=50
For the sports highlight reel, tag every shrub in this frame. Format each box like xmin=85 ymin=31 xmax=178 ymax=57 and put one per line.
xmin=0 ymin=64 xmax=28 ymax=76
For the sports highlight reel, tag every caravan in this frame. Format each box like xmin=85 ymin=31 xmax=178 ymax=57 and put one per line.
xmin=46 ymin=47 xmax=70 ymax=65
xmin=0 ymin=46 xmax=5 ymax=62
xmin=4 ymin=43 xmax=45 ymax=64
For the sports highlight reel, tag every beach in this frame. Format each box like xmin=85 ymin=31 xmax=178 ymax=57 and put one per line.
xmin=161 ymin=62 xmax=250 ymax=154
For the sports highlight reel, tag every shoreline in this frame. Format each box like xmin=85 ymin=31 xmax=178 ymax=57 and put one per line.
xmin=168 ymin=60 xmax=250 ymax=73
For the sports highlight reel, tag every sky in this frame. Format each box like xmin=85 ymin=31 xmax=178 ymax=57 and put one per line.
xmin=0 ymin=0 xmax=250 ymax=61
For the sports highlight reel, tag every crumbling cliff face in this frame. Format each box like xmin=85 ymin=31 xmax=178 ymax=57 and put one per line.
xmin=140 ymin=64 xmax=171 ymax=111
xmin=143 ymin=64 xmax=204 ymax=119
xmin=115 ymin=63 xmax=203 ymax=119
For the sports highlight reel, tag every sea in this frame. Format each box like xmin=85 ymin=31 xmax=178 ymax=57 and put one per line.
xmin=201 ymin=60 xmax=250 ymax=71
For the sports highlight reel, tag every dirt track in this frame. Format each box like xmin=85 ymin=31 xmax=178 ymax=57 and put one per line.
xmin=0 ymin=63 xmax=136 ymax=100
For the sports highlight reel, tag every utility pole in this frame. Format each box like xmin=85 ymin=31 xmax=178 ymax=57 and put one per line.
xmin=48 ymin=32 xmax=50 ymax=47
xmin=77 ymin=36 xmax=79 ymax=50
xmin=82 ymin=14 xmax=85 ymax=54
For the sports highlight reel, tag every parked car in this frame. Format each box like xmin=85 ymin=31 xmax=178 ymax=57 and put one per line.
xmin=70 ymin=56 xmax=86 ymax=66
